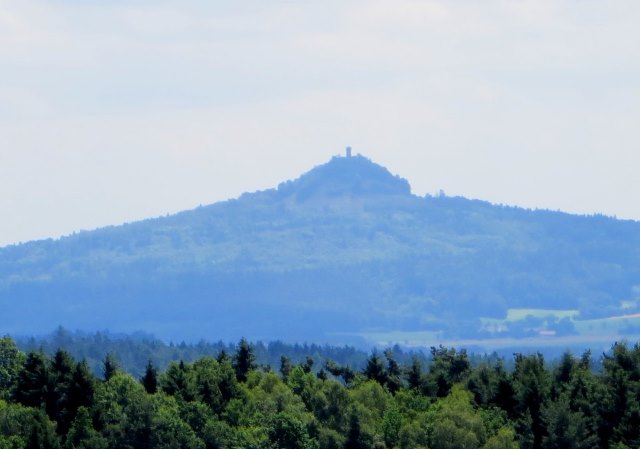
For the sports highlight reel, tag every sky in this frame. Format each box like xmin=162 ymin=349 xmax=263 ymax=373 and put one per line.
xmin=1 ymin=1 xmax=639 ymax=246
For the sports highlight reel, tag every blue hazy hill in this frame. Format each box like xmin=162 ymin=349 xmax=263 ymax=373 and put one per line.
xmin=1 ymin=153 xmax=640 ymax=343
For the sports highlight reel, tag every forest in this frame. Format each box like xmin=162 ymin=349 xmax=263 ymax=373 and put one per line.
xmin=2 ymin=335 xmax=640 ymax=449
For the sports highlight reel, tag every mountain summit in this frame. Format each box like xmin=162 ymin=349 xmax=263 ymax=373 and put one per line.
xmin=1 ymin=153 xmax=640 ymax=345
xmin=274 ymin=152 xmax=411 ymax=201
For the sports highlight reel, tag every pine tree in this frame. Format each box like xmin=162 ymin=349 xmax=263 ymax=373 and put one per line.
xmin=0 ymin=336 xmax=25 ymax=400
xmin=406 ymin=356 xmax=423 ymax=391
xmin=69 ymin=360 xmax=96 ymax=415
xmin=216 ymin=350 xmax=229 ymax=364
xmin=345 ymin=413 xmax=370 ymax=449
xmin=384 ymin=349 xmax=402 ymax=393
xmin=48 ymin=349 xmax=75 ymax=434
xmin=302 ymin=356 xmax=314 ymax=374
xmin=280 ymin=356 xmax=293 ymax=381
xmin=65 ymin=406 xmax=107 ymax=449
xmin=15 ymin=352 xmax=50 ymax=409
xmin=102 ymin=353 xmax=119 ymax=382
xmin=141 ymin=360 xmax=158 ymax=394
xmin=363 ymin=352 xmax=387 ymax=386
xmin=232 ymin=338 xmax=255 ymax=383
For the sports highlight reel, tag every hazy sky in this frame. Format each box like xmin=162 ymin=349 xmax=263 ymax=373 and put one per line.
xmin=1 ymin=1 xmax=639 ymax=246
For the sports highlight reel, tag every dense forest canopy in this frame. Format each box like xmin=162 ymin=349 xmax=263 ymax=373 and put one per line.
xmin=1 ymin=155 xmax=640 ymax=345
xmin=2 ymin=334 xmax=640 ymax=449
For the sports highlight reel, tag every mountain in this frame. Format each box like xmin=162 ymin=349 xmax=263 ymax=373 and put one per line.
xmin=2 ymin=152 xmax=640 ymax=345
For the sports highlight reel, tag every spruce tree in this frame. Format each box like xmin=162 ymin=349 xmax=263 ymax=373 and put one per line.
xmin=141 ymin=360 xmax=158 ymax=394
xmin=280 ymin=356 xmax=293 ymax=381
xmin=68 ymin=360 xmax=96 ymax=420
xmin=102 ymin=353 xmax=119 ymax=382
xmin=48 ymin=349 xmax=75 ymax=434
xmin=15 ymin=352 xmax=50 ymax=409
xmin=232 ymin=338 xmax=255 ymax=383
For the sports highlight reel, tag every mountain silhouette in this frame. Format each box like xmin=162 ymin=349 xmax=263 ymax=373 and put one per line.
xmin=1 ymin=153 xmax=640 ymax=344
xmin=274 ymin=154 xmax=411 ymax=201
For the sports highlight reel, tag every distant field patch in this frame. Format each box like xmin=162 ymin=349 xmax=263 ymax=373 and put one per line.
xmin=505 ymin=308 xmax=579 ymax=321
xmin=480 ymin=308 xmax=578 ymax=330
xmin=355 ymin=309 xmax=640 ymax=349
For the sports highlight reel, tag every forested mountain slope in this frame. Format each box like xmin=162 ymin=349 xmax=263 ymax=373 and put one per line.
xmin=1 ymin=154 xmax=640 ymax=342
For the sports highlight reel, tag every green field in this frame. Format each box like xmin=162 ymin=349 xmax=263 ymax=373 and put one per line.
xmin=356 ymin=308 xmax=640 ymax=349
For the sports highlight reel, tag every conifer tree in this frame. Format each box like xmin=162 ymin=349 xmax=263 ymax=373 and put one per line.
xmin=406 ymin=356 xmax=423 ymax=391
xmin=141 ymin=360 xmax=158 ymax=394
xmin=232 ymin=338 xmax=255 ymax=383
xmin=15 ymin=352 xmax=50 ymax=409
xmin=280 ymin=355 xmax=293 ymax=381
xmin=102 ymin=353 xmax=119 ymax=382
xmin=363 ymin=352 xmax=387 ymax=386
xmin=48 ymin=349 xmax=75 ymax=434
xmin=0 ymin=336 xmax=24 ymax=400
xmin=68 ymin=360 xmax=96 ymax=424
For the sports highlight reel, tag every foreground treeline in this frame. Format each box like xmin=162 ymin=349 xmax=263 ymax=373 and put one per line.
xmin=2 ymin=337 xmax=640 ymax=449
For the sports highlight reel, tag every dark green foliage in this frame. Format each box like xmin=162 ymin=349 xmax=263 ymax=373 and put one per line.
xmin=232 ymin=339 xmax=256 ymax=383
xmin=383 ymin=349 xmax=402 ymax=393
xmin=0 ymin=337 xmax=24 ymax=400
xmin=101 ymin=354 xmax=118 ymax=382
xmin=65 ymin=407 xmax=107 ymax=449
xmin=191 ymin=358 xmax=226 ymax=412
xmin=381 ymin=406 xmax=402 ymax=448
xmin=426 ymin=346 xmax=471 ymax=397
xmin=48 ymin=350 xmax=76 ymax=434
xmin=280 ymin=356 xmax=293 ymax=381
xmin=467 ymin=360 xmax=514 ymax=415
xmin=160 ymin=361 xmax=195 ymax=400
xmin=267 ymin=412 xmax=313 ymax=449
xmin=141 ymin=360 xmax=158 ymax=394
xmin=325 ymin=360 xmax=356 ymax=386
xmin=363 ymin=352 xmax=387 ymax=387
xmin=541 ymin=398 xmax=598 ymax=449
xmin=512 ymin=353 xmax=550 ymax=449
xmin=15 ymin=352 xmax=50 ymax=409
xmin=600 ymin=342 xmax=640 ymax=448
xmin=25 ymin=409 xmax=61 ymax=449
xmin=344 ymin=413 xmax=371 ymax=449
xmin=405 ymin=356 xmax=423 ymax=392
xmin=68 ymin=361 xmax=96 ymax=417
xmin=302 ymin=356 xmax=314 ymax=374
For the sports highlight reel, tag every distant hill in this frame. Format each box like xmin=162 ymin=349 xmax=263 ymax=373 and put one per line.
xmin=2 ymin=152 xmax=640 ymax=345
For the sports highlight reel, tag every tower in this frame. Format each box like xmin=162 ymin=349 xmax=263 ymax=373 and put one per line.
xmin=346 ymin=146 xmax=352 ymax=158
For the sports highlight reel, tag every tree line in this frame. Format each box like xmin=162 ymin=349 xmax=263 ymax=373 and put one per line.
xmin=15 ymin=327 xmax=389 ymax=379
xmin=2 ymin=335 xmax=640 ymax=449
